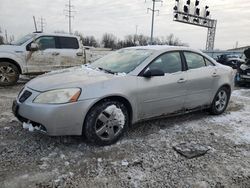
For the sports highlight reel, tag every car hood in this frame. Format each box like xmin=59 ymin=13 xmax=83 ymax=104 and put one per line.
xmin=0 ymin=44 xmax=23 ymax=52
xmin=26 ymin=66 xmax=116 ymax=92
xmin=244 ymin=48 xmax=250 ymax=59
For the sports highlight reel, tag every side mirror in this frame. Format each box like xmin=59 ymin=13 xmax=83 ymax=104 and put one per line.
xmin=143 ymin=69 xmax=165 ymax=78
xmin=30 ymin=43 xmax=39 ymax=51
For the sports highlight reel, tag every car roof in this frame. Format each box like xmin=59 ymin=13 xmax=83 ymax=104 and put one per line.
xmin=125 ymin=45 xmax=200 ymax=52
xmin=34 ymin=32 xmax=79 ymax=38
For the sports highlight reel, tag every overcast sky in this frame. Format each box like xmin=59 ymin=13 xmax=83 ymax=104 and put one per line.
xmin=0 ymin=0 xmax=249 ymax=50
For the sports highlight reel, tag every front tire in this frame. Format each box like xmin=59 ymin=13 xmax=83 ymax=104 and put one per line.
xmin=210 ymin=87 xmax=230 ymax=115
xmin=84 ymin=100 xmax=129 ymax=146
xmin=0 ymin=62 xmax=19 ymax=86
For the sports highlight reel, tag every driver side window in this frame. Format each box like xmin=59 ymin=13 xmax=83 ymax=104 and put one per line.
xmin=35 ymin=36 xmax=56 ymax=50
xmin=148 ymin=52 xmax=182 ymax=74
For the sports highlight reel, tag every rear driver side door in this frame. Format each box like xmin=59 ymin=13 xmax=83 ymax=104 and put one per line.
xmin=183 ymin=51 xmax=217 ymax=109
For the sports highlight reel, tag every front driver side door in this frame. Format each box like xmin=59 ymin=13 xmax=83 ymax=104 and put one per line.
xmin=137 ymin=51 xmax=188 ymax=120
xmin=26 ymin=36 xmax=60 ymax=73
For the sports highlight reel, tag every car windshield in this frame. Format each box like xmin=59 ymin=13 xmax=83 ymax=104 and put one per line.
xmin=11 ymin=34 xmax=36 ymax=46
xmin=91 ymin=49 xmax=154 ymax=74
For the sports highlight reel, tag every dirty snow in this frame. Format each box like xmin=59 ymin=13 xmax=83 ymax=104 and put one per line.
xmin=105 ymin=105 xmax=125 ymax=127
xmin=0 ymin=84 xmax=250 ymax=187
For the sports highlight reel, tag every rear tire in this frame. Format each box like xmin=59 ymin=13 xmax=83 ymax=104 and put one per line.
xmin=0 ymin=62 xmax=19 ymax=86
xmin=84 ymin=100 xmax=129 ymax=146
xmin=210 ymin=87 xmax=230 ymax=115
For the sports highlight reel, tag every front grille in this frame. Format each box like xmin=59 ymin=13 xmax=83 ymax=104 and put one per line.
xmin=246 ymin=69 xmax=250 ymax=74
xmin=19 ymin=90 xmax=32 ymax=103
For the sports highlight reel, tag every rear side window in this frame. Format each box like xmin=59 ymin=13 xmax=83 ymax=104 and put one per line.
xmin=184 ymin=52 xmax=206 ymax=70
xmin=58 ymin=37 xmax=79 ymax=49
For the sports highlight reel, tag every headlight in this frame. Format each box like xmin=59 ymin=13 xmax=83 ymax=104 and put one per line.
xmin=34 ymin=88 xmax=81 ymax=104
xmin=240 ymin=64 xmax=248 ymax=71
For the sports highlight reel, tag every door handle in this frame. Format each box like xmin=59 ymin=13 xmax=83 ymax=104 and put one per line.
xmin=177 ymin=78 xmax=186 ymax=83
xmin=212 ymin=72 xmax=218 ymax=77
xmin=76 ymin=52 xmax=83 ymax=56
xmin=52 ymin=52 xmax=60 ymax=56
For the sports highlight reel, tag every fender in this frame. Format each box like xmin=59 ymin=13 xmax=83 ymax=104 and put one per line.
xmin=0 ymin=52 xmax=27 ymax=73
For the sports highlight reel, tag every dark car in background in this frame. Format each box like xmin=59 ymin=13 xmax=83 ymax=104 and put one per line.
xmin=217 ymin=54 xmax=245 ymax=69
xmin=235 ymin=48 xmax=250 ymax=86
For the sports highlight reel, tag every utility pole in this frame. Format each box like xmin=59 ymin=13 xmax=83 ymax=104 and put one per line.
xmin=147 ymin=0 xmax=162 ymax=45
xmin=33 ymin=16 xmax=38 ymax=32
xmin=64 ymin=0 xmax=75 ymax=34
xmin=39 ymin=17 xmax=46 ymax=32
xmin=5 ymin=30 xmax=8 ymax=44
xmin=135 ymin=25 xmax=138 ymax=35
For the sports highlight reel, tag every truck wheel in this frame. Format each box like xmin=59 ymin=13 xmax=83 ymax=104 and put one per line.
xmin=0 ymin=62 xmax=19 ymax=86
xmin=210 ymin=87 xmax=230 ymax=115
xmin=84 ymin=100 xmax=129 ymax=146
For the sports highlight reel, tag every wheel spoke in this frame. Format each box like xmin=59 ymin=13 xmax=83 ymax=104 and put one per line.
xmin=96 ymin=125 xmax=108 ymax=136
xmin=107 ymin=127 xmax=115 ymax=138
xmin=0 ymin=67 xmax=5 ymax=73
xmin=0 ymin=76 xmax=7 ymax=82
xmin=6 ymin=66 xmax=13 ymax=73
xmin=215 ymin=101 xmax=220 ymax=107
xmin=221 ymin=92 xmax=226 ymax=100
xmin=98 ymin=113 xmax=109 ymax=124
xmin=218 ymin=92 xmax=223 ymax=99
xmin=4 ymin=74 xmax=15 ymax=82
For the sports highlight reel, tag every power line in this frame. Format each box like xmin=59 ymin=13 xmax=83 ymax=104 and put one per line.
xmin=64 ymin=0 xmax=75 ymax=34
xmin=146 ymin=0 xmax=163 ymax=45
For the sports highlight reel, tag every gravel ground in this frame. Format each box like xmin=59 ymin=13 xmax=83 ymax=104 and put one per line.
xmin=0 ymin=78 xmax=250 ymax=188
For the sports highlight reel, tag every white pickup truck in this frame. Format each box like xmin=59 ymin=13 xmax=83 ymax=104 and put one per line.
xmin=0 ymin=32 xmax=85 ymax=86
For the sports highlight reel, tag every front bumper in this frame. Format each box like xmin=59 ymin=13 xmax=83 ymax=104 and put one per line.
xmin=236 ymin=73 xmax=250 ymax=83
xmin=12 ymin=87 xmax=96 ymax=136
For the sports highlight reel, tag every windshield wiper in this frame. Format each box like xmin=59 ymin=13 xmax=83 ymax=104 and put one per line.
xmin=97 ymin=67 xmax=116 ymax=74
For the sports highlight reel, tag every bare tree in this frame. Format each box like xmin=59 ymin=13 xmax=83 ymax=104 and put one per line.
xmin=0 ymin=36 xmax=4 ymax=45
xmin=82 ymin=36 xmax=98 ymax=47
xmin=155 ymin=34 xmax=188 ymax=46
xmin=137 ymin=34 xmax=150 ymax=46
xmin=0 ymin=27 xmax=4 ymax=45
xmin=102 ymin=33 xmax=117 ymax=49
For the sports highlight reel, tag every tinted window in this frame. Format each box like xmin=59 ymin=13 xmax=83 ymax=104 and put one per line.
xmin=36 ymin=36 xmax=56 ymax=50
xmin=149 ymin=52 xmax=182 ymax=74
xmin=58 ymin=37 xmax=79 ymax=49
xmin=204 ymin=58 xmax=214 ymax=66
xmin=184 ymin=52 xmax=206 ymax=70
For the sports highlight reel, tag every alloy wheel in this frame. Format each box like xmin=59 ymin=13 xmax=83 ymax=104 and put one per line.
xmin=0 ymin=65 xmax=16 ymax=84
xmin=95 ymin=106 xmax=125 ymax=141
xmin=215 ymin=90 xmax=228 ymax=112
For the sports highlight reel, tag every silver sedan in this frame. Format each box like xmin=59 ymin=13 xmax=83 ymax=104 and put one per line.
xmin=13 ymin=46 xmax=234 ymax=145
